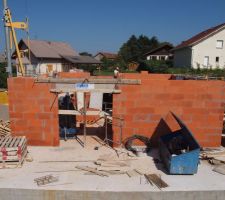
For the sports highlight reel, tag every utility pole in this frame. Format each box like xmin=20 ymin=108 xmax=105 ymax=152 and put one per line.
xmin=3 ymin=0 xmax=12 ymax=77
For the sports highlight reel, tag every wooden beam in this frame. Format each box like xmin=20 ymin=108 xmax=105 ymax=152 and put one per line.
xmin=58 ymin=110 xmax=100 ymax=115
xmin=50 ymin=88 xmax=121 ymax=94
xmin=35 ymin=77 xmax=141 ymax=85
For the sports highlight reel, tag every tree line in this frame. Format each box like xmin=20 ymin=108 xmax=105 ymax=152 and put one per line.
xmin=97 ymin=34 xmax=172 ymax=71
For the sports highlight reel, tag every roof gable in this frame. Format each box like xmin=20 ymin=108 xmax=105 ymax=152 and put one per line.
xmin=144 ymin=44 xmax=173 ymax=56
xmin=95 ymin=52 xmax=117 ymax=59
xmin=174 ymin=23 xmax=225 ymax=50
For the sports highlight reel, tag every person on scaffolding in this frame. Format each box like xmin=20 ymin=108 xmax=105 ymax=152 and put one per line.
xmin=114 ymin=67 xmax=120 ymax=79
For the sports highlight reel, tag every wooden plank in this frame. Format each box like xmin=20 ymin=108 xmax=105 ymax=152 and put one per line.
xmin=35 ymin=78 xmax=141 ymax=85
xmin=9 ymin=137 xmax=18 ymax=148
xmin=0 ymin=137 xmax=11 ymax=148
xmin=0 ymin=137 xmax=6 ymax=144
xmin=58 ymin=110 xmax=100 ymax=116
xmin=95 ymin=160 xmax=130 ymax=167
xmin=0 ymin=124 xmax=10 ymax=132
xmin=213 ymin=165 xmax=225 ymax=175
xmin=144 ymin=174 xmax=168 ymax=189
xmin=5 ymin=137 xmax=14 ymax=148
xmin=97 ymin=166 xmax=130 ymax=171
xmin=14 ymin=137 xmax=21 ymax=148
xmin=18 ymin=136 xmax=26 ymax=147
xmin=126 ymin=170 xmax=140 ymax=177
xmin=75 ymin=166 xmax=109 ymax=177
xmin=0 ymin=137 xmax=27 ymax=152
xmin=50 ymin=88 xmax=121 ymax=94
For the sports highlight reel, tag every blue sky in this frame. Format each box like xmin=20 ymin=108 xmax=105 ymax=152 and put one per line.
xmin=0 ymin=0 xmax=225 ymax=55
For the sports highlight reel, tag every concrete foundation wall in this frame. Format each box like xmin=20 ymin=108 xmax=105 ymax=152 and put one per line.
xmin=0 ymin=189 xmax=225 ymax=200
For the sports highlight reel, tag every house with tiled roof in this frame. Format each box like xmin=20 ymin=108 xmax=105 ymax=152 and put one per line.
xmin=14 ymin=39 xmax=101 ymax=75
xmin=144 ymin=44 xmax=173 ymax=61
xmin=94 ymin=52 xmax=117 ymax=61
xmin=173 ymin=22 xmax=225 ymax=69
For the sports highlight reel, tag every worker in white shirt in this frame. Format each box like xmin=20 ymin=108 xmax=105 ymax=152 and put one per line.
xmin=114 ymin=67 xmax=120 ymax=78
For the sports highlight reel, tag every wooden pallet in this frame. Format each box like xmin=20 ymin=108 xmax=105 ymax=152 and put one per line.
xmin=0 ymin=120 xmax=11 ymax=138
xmin=0 ymin=136 xmax=27 ymax=169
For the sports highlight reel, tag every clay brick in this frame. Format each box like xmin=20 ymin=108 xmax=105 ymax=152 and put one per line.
xmin=133 ymin=114 xmax=150 ymax=122
xmin=149 ymin=114 xmax=162 ymax=122
xmin=38 ymin=113 xmax=52 ymax=120
xmin=23 ymin=113 xmax=38 ymax=119
xmin=10 ymin=112 xmax=23 ymax=118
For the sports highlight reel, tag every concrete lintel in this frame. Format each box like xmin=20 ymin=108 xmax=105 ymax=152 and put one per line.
xmin=50 ymin=88 xmax=121 ymax=94
xmin=35 ymin=78 xmax=141 ymax=85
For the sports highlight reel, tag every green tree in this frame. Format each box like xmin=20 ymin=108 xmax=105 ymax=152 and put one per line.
xmin=100 ymin=57 xmax=117 ymax=71
xmin=118 ymin=35 xmax=139 ymax=63
xmin=118 ymin=35 xmax=160 ymax=66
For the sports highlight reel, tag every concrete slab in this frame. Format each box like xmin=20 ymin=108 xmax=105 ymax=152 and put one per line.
xmin=0 ymin=136 xmax=225 ymax=200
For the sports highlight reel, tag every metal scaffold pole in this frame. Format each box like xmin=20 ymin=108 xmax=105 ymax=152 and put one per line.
xmin=3 ymin=0 xmax=12 ymax=77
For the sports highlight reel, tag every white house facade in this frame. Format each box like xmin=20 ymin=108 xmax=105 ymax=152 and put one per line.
xmin=14 ymin=39 xmax=101 ymax=76
xmin=173 ymin=23 xmax=225 ymax=69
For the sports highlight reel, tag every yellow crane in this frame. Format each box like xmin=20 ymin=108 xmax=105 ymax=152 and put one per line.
xmin=3 ymin=7 xmax=29 ymax=76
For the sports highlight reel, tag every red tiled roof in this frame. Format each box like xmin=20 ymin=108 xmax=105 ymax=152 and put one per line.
xmin=174 ymin=23 xmax=225 ymax=50
xmin=96 ymin=52 xmax=118 ymax=59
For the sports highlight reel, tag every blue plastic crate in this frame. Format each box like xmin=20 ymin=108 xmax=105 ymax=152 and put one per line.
xmin=60 ymin=127 xmax=77 ymax=138
xmin=159 ymin=113 xmax=200 ymax=175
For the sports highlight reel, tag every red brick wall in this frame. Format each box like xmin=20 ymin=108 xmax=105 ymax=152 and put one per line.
xmin=8 ymin=77 xmax=59 ymax=146
xmin=7 ymin=72 xmax=225 ymax=147
xmin=113 ymin=72 xmax=225 ymax=147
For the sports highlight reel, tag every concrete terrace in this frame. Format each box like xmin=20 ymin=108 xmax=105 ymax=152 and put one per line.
xmin=0 ymin=137 xmax=225 ymax=200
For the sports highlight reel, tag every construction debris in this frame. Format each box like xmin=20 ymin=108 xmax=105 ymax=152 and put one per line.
xmin=34 ymin=175 xmax=59 ymax=186
xmin=25 ymin=153 xmax=33 ymax=162
xmin=123 ymin=134 xmax=151 ymax=155
xmin=94 ymin=160 xmax=130 ymax=167
xmin=75 ymin=165 xmax=109 ymax=177
xmin=97 ymin=166 xmax=130 ymax=172
xmin=213 ymin=165 xmax=225 ymax=175
xmin=0 ymin=136 xmax=27 ymax=169
xmin=200 ymin=147 xmax=225 ymax=165
xmin=0 ymin=119 xmax=11 ymax=138
xmin=126 ymin=170 xmax=140 ymax=177
xmin=144 ymin=174 xmax=168 ymax=189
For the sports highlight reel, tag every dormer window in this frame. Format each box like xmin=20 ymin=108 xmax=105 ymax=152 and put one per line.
xmin=216 ymin=40 xmax=223 ymax=49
